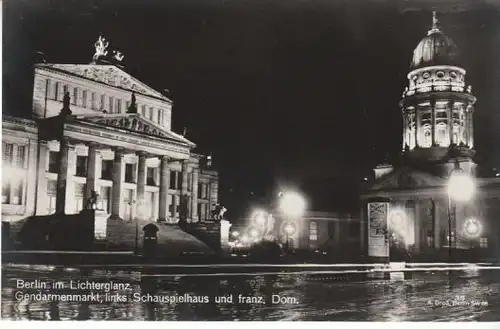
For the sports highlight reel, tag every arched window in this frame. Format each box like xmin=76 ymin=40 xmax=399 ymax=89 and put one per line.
xmin=309 ymin=221 xmax=318 ymax=241
xmin=424 ymin=129 xmax=431 ymax=147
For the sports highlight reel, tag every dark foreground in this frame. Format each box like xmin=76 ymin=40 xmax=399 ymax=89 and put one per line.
xmin=2 ymin=264 xmax=500 ymax=321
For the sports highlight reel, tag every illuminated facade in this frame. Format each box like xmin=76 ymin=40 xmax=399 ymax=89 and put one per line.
xmin=360 ymin=13 xmax=500 ymax=260
xmin=2 ymin=37 xmax=219 ymax=226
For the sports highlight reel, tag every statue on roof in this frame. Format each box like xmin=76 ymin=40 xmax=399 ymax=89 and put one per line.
xmin=93 ymin=35 xmax=109 ymax=62
xmin=60 ymin=92 xmax=72 ymax=116
xmin=113 ymin=50 xmax=124 ymax=62
xmin=127 ymin=92 xmax=138 ymax=113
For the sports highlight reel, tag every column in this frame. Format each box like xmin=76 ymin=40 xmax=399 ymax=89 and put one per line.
xmin=180 ymin=160 xmax=189 ymax=221
xmin=111 ymin=147 xmax=124 ymax=219
xmin=468 ymin=105 xmax=474 ymax=147
xmin=191 ymin=168 xmax=199 ymax=222
xmin=9 ymin=145 xmax=19 ymax=205
xmin=158 ymin=156 xmax=170 ymax=223
xmin=181 ymin=161 xmax=189 ymax=194
xmin=36 ymin=143 xmax=48 ymax=215
xmin=200 ymin=203 xmax=206 ymax=221
xmin=448 ymin=100 xmax=454 ymax=145
xmin=55 ymin=137 xmax=70 ymax=215
xmin=84 ymin=142 xmax=99 ymax=204
xmin=402 ymin=114 xmax=408 ymax=149
xmin=64 ymin=145 xmax=77 ymax=214
xmin=136 ymin=151 xmax=147 ymax=220
xmin=414 ymin=108 xmax=419 ymax=147
xmin=431 ymin=100 xmax=436 ymax=146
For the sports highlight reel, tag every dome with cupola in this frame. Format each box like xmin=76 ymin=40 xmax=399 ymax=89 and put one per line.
xmin=410 ymin=12 xmax=459 ymax=70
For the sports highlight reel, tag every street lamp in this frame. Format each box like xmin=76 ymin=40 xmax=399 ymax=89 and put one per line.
xmin=447 ymin=161 xmax=475 ymax=262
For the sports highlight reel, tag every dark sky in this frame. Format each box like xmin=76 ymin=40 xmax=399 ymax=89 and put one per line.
xmin=4 ymin=0 xmax=500 ymax=216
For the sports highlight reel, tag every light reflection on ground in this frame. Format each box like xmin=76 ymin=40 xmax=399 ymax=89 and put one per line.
xmin=1 ymin=265 xmax=499 ymax=321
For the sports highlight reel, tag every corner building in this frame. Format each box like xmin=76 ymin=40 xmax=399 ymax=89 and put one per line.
xmin=360 ymin=13 xmax=500 ymax=261
xmin=2 ymin=44 xmax=219 ymax=225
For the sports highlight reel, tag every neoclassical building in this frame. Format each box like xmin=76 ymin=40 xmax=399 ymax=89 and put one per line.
xmin=360 ymin=13 xmax=500 ymax=261
xmin=2 ymin=36 xmax=219 ymax=226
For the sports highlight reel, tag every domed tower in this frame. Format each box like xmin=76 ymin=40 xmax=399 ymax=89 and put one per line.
xmin=400 ymin=12 xmax=476 ymax=175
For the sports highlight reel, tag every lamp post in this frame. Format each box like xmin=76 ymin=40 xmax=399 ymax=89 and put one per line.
xmin=279 ymin=191 xmax=306 ymax=252
xmin=447 ymin=161 xmax=475 ymax=262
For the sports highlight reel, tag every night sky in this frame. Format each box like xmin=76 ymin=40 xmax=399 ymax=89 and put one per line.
xmin=4 ymin=0 xmax=500 ymax=217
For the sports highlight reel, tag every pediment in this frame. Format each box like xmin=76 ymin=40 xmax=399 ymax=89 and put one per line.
xmin=38 ymin=64 xmax=170 ymax=101
xmin=370 ymin=167 xmax=446 ymax=191
xmin=74 ymin=113 xmax=194 ymax=147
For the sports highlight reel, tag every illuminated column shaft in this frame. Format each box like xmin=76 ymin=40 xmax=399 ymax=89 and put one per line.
xmin=468 ymin=106 xmax=474 ymax=147
xmin=136 ymin=151 xmax=147 ymax=220
xmin=431 ymin=100 xmax=436 ymax=145
xmin=414 ymin=108 xmax=420 ymax=147
xmin=55 ymin=137 xmax=70 ymax=215
xmin=448 ymin=100 xmax=454 ymax=144
xmin=111 ymin=147 xmax=124 ymax=219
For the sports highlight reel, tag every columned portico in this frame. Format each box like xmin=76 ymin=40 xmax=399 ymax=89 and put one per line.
xmin=111 ymin=147 xmax=125 ymax=219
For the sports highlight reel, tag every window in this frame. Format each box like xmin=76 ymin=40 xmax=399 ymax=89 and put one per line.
xmin=76 ymin=156 xmax=88 ymax=177
xmin=141 ymin=104 xmax=146 ymax=116
xmin=157 ymin=110 xmax=161 ymax=124
xmin=54 ymin=82 xmax=60 ymax=100
xmin=48 ymin=151 xmax=59 ymax=173
xmin=2 ymin=177 xmax=10 ymax=204
xmin=99 ymin=186 xmax=111 ymax=213
xmin=16 ymin=146 xmax=26 ymax=168
xmin=47 ymin=180 xmax=57 ymax=214
xmin=100 ymin=94 xmax=106 ymax=110
xmin=74 ymin=183 xmax=86 ymax=213
xmin=309 ymin=222 xmax=318 ymax=241
xmin=3 ymin=143 xmax=14 ymax=166
xmin=198 ymin=183 xmax=203 ymax=198
xmin=91 ymin=92 xmax=96 ymax=110
xmin=146 ymin=167 xmax=156 ymax=186
xmin=187 ymin=173 xmax=192 ymax=191
xmin=101 ymin=160 xmax=113 ymax=180
xmin=82 ymin=90 xmax=87 ymax=108
xmin=125 ymin=163 xmax=135 ymax=183
xmin=109 ymin=96 xmax=114 ymax=113
xmin=170 ymin=171 xmax=176 ymax=189
xmin=177 ymin=172 xmax=182 ymax=190
xmin=480 ymin=238 xmax=488 ymax=248
xmin=116 ymin=99 xmax=122 ymax=113
xmin=149 ymin=107 xmax=154 ymax=121
xmin=72 ymin=88 xmax=78 ymax=105
xmin=197 ymin=203 xmax=202 ymax=219
xmin=45 ymin=79 xmax=52 ymax=98
xmin=427 ymin=236 xmax=434 ymax=248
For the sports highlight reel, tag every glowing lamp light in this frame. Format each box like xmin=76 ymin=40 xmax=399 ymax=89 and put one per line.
xmin=231 ymin=231 xmax=240 ymax=238
xmin=283 ymin=221 xmax=297 ymax=236
xmin=241 ymin=235 xmax=250 ymax=245
xmin=463 ymin=218 xmax=482 ymax=238
xmin=248 ymin=227 xmax=261 ymax=239
xmin=279 ymin=191 xmax=306 ymax=217
xmin=447 ymin=170 xmax=475 ymax=202
xmin=253 ymin=211 xmax=268 ymax=227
